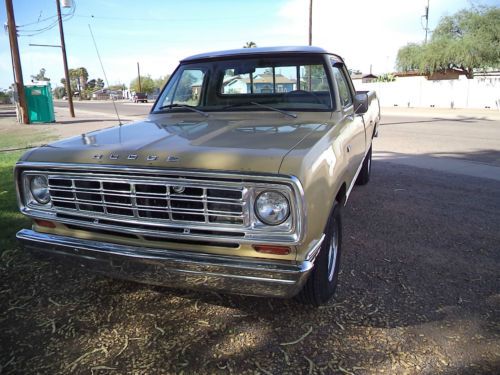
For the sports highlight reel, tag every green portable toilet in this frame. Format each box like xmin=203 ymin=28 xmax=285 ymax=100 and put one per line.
xmin=25 ymin=82 xmax=55 ymax=123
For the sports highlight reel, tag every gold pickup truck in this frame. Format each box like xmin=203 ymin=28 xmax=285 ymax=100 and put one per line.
xmin=15 ymin=47 xmax=380 ymax=305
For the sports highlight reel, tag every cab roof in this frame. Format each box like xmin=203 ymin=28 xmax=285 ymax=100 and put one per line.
xmin=181 ymin=46 xmax=344 ymax=63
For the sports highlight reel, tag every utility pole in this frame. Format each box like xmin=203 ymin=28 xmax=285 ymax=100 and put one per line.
xmin=424 ymin=0 xmax=430 ymax=44
xmin=308 ymin=0 xmax=313 ymax=46
xmin=137 ymin=62 xmax=142 ymax=92
xmin=5 ymin=0 xmax=29 ymax=124
xmin=56 ymin=0 xmax=75 ymax=117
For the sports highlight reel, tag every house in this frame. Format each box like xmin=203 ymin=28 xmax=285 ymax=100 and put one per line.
xmin=350 ymin=72 xmax=378 ymax=83
xmin=222 ymin=73 xmax=296 ymax=94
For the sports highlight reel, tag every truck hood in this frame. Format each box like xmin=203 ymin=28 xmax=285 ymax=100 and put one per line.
xmin=23 ymin=113 xmax=331 ymax=174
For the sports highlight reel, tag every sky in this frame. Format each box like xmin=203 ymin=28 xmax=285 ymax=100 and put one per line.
xmin=0 ymin=0 xmax=498 ymax=90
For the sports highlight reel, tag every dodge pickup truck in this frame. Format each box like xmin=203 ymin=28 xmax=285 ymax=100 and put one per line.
xmin=15 ymin=46 xmax=380 ymax=305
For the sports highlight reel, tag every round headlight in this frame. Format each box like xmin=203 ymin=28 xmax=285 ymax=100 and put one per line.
xmin=255 ymin=191 xmax=290 ymax=225
xmin=29 ymin=175 xmax=50 ymax=204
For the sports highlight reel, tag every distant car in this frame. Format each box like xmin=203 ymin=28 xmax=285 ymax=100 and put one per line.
xmin=133 ymin=92 xmax=148 ymax=103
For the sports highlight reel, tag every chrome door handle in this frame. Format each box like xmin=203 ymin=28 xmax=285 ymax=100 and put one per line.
xmin=347 ymin=145 xmax=352 ymax=153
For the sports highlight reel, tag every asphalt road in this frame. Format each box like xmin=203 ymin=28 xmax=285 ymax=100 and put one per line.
xmin=374 ymin=113 xmax=500 ymax=181
xmin=54 ymin=100 xmax=152 ymax=118
xmin=1 ymin=104 xmax=499 ymax=373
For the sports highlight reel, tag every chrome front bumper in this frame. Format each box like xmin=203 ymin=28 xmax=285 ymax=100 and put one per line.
xmin=16 ymin=229 xmax=319 ymax=298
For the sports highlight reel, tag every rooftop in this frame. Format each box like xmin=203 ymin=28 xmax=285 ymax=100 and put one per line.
xmin=181 ymin=46 xmax=342 ymax=62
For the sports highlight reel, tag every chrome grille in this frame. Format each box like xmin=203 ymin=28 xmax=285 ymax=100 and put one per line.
xmin=48 ymin=175 xmax=246 ymax=226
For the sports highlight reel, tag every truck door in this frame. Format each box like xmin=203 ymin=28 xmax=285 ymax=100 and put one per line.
xmin=332 ymin=65 xmax=366 ymax=185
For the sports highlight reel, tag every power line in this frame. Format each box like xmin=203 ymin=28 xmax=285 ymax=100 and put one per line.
xmin=73 ymin=13 xmax=267 ymax=23
xmin=17 ymin=1 xmax=76 ymax=37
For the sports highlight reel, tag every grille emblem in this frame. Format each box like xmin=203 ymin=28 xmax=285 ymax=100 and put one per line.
xmin=127 ymin=154 xmax=138 ymax=160
xmin=167 ymin=156 xmax=180 ymax=162
xmin=183 ymin=228 xmax=190 ymax=234
xmin=147 ymin=155 xmax=158 ymax=161
xmin=172 ymin=186 xmax=185 ymax=194
xmin=93 ymin=218 xmax=99 ymax=224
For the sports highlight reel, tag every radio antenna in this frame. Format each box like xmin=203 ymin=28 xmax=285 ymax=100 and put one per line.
xmin=88 ymin=24 xmax=122 ymax=126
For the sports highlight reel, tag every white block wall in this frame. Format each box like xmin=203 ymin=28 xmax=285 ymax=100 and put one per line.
xmin=354 ymin=75 xmax=500 ymax=110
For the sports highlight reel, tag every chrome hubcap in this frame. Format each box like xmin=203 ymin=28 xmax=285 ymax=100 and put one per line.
xmin=327 ymin=223 xmax=339 ymax=282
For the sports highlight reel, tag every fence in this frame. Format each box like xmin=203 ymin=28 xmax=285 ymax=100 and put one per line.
xmin=354 ymin=74 xmax=500 ymax=110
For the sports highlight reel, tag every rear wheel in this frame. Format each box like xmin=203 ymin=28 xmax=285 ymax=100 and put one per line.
xmin=297 ymin=201 xmax=342 ymax=306
xmin=356 ymin=146 xmax=372 ymax=185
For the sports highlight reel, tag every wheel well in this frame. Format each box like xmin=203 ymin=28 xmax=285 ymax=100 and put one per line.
xmin=335 ymin=183 xmax=347 ymax=206
xmin=372 ymin=122 xmax=379 ymax=139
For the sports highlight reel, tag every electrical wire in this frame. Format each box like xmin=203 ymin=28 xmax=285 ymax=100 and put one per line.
xmin=17 ymin=1 xmax=77 ymax=37
xmin=74 ymin=12 xmax=265 ymax=23
xmin=17 ymin=14 xmax=58 ymax=28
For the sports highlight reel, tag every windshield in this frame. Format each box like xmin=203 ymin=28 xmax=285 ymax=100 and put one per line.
xmin=153 ymin=55 xmax=334 ymax=113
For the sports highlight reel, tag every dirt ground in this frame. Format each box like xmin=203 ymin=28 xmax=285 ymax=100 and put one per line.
xmin=0 ymin=104 xmax=125 ymax=143
xmin=1 ymin=160 xmax=499 ymax=374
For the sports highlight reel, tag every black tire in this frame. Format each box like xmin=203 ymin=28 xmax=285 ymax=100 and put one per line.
xmin=356 ymin=146 xmax=372 ymax=185
xmin=296 ymin=200 xmax=342 ymax=306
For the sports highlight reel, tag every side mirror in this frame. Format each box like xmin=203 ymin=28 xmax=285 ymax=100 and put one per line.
xmin=354 ymin=92 xmax=368 ymax=114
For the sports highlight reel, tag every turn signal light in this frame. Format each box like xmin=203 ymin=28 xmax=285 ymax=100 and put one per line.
xmin=34 ymin=219 xmax=56 ymax=228
xmin=253 ymin=245 xmax=291 ymax=255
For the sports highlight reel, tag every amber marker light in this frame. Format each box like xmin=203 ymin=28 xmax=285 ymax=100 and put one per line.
xmin=253 ymin=245 xmax=291 ymax=255
xmin=34 ymin=219 xmax=56 ymax=228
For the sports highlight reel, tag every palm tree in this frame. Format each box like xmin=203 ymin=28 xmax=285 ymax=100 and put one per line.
xmin=243 ymin=41 xmax=257 ymax=48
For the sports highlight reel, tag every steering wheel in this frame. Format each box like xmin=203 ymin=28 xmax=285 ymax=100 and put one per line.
xmin=284 ymin=90 xmax=323 ymax=104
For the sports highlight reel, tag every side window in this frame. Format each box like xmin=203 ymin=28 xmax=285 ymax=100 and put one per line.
xmin=171 ymin=69 xmax=205 ymax=106
xmin=332 ymin=67 xmax=353 ymax=108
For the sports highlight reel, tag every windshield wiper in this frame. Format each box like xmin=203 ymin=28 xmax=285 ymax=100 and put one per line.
xmin=156 ymin=103 xmax=209 ymax=117
xmin=250 ymin=101 xmax=297 ymax=118
xmin=222 ymin=101 xmax=296 ymax=118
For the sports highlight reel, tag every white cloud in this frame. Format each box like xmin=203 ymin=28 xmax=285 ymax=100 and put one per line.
xmin=271 ymin=0 xmax=471 ymax=73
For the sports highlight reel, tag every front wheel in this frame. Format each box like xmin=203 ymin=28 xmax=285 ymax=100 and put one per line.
xmin=297 ymin=200 xmax=342 ymax=306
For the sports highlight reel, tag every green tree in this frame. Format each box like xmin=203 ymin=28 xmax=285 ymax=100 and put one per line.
xmin=130 ymin=75 xmax=155 ymax=94
xmin=68 ymin=67 xmax=89 ymax=92
xmin=96 ymin=78 xmax=105 ymax=89
xmin=31 ymin=68 xmax=50 ymax=82
xmin=86 ymin=79 xmax=97 ymax=89
xmin=154 ymin=75 xmax=171 ymax=90
xmin=243 ymin=41 xmax=257 ymax=48
xmin=107 ymin=84 xmax=127 ymax=91
xmin=396 ymin=6 xmax=500 ymax=78
xmin=376 ymin=73 xmax=396 ymax=82
xmin=53 ymin=86 xmax=66 ymax=99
